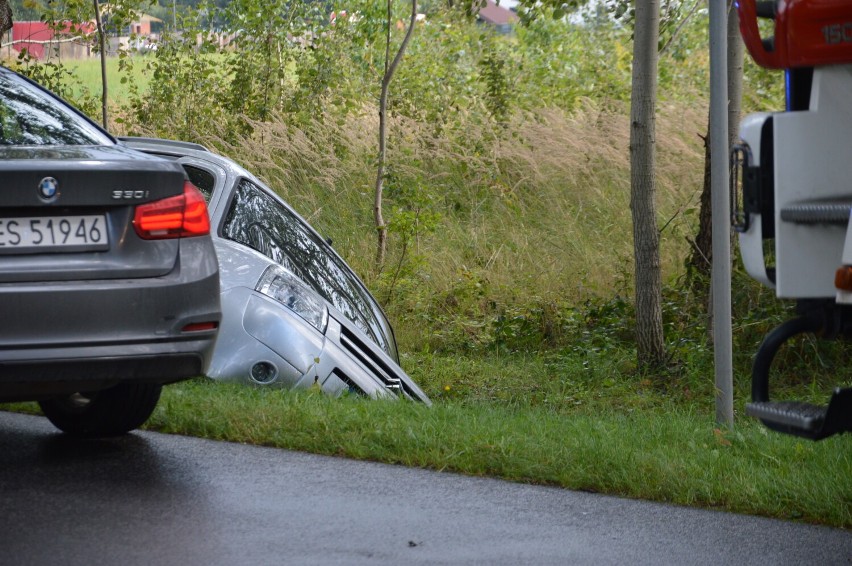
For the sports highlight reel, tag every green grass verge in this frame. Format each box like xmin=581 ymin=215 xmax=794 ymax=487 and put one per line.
xmin=139 ymin=378 xmax=850 ymax=528
xmin=107 ymin=345 xmax=850 ymax=532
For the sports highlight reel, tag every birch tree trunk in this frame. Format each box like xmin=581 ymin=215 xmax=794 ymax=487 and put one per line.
xmin=374 ymin=0 xmax=417 ymax=272
xmin=630 ymin=0 xmax=666 ymax=370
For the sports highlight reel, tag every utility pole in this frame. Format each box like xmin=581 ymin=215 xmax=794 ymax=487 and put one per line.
xmin=709 ymin=0 xmax=734 ymax=427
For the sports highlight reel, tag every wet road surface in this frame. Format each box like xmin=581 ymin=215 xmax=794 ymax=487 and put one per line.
xmin=0 ymin=411 xmax=849 ymax=565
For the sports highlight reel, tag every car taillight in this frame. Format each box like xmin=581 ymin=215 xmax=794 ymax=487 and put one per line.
xmin=133 ymin=181 xmax=211 ymax=240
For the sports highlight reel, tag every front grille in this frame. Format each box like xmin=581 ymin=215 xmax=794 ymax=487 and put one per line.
xmin=331 ymin=369 xmax=368 ymax=397
xmin=339 ymin=326 xmax=402 ymax=392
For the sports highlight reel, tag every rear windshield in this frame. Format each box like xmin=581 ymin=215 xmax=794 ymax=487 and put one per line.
xmin=0 ymin=69 xmax=112 ymax=146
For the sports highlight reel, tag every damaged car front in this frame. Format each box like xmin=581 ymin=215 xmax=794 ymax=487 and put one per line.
xmin=122 ymin=137 xmax=431 ymax=405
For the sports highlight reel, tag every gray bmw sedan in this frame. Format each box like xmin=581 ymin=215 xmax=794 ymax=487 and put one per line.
xmin=0 ymin=67 xmax=221 ymax=436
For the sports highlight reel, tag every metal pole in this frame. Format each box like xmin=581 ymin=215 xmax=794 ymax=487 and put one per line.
xmin=93 ymin=0 xmax=108 ymax=131
xmin=710 ymin=0 xmax=734 ymax=427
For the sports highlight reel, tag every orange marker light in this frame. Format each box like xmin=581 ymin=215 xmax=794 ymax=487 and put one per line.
xmin=834 ymin=266 xmax=852 ymax=291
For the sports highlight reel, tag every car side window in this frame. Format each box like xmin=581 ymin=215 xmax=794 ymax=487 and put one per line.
xmin=183 ymin=165 xmax=215 ymax=202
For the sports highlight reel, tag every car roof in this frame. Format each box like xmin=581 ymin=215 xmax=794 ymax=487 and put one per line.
xmin=119 ymin=136 xmax=263 ymax=182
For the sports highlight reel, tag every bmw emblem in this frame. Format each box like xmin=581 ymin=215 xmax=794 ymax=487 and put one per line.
xmin=38 ymin=177 xmax=59 ymax=202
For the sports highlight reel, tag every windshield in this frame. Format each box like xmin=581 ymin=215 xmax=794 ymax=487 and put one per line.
xmin=0 ymin=68 xmax=112 ymax=146
xmin=223 ymin=178 xmax=394 ymax=356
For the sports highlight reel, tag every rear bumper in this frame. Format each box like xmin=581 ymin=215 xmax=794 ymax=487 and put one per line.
xmin=0 ymin=346 xmax=210 ymax=402
xmin=0 ymin=237 xmax=220 ymax=400
xmin=0 ymin=238 xmax=220 ymax=346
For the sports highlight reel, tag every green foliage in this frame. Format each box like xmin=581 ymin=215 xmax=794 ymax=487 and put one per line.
xmin=513 ymin=19 xmax=633 ymax=108
xmin=221 ymin=0 xmax=321 ymax=123
xmin=742 ymin=57 xmax=785 ymax=112
xmin=477 ymin=38 xmax=511 ymax=122
xmin=286 ymin=4 xmax=374 ymax=122
xmin=127 ymin=26 xmax=231 ymax=139
xmin=389 ymin=14 xmax=482 ymax=127
xmin=12 ymin=50 xmax=100 ymax=116
xmin=8 ymin=0 xmax=44 ymax=21
xmin=515 ymin=0 xmax=585 ymax=25
xmin=9 ymin=0 xmax=151 ymax=127
xmin=378 ymin=166 xmax=443 ymax=302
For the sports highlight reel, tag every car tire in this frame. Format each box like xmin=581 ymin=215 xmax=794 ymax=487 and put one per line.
xmin=38 ymin=383 xmax=162 ymax=437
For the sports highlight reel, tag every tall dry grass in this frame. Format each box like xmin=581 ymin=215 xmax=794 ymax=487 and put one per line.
xmin=136 ymin=99 xmax=707 ymax=348
xmin=198 ymin=101 xmax=705 ymax=288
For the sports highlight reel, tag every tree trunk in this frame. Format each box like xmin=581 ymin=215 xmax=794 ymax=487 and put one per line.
xmin=690 ymin=124 xmax=713 ymax=278
xmin=1 ymin=0 xmax=12 ymax=36
xmin=374 ymin=0 xmax=417 ymax=272
xmin=630 ymin=0 xmax=666 ymax=371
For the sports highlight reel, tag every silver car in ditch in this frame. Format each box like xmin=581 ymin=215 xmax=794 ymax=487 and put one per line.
xmin=0 ymin=67 xmax=221 ymax=436
xmin=122 ymin=138 xmax=431 ymax=405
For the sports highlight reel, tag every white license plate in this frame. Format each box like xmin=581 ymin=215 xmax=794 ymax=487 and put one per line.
xmin=0 ymin=215 xmax=108 ymax=252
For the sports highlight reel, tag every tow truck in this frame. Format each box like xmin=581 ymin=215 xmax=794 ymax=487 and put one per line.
xmin=732 ymin=0 xmax=852 ymax=439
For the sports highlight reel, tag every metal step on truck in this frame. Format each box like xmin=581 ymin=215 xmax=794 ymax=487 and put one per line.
xmin=732 ymin=0 xmax=852 ymax=440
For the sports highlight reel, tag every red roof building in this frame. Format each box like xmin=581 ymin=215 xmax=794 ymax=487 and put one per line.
xmin=9 ymin=21 xmax=95 ymax=60
xmin=477 ymin=0 xmax=518 ymax=33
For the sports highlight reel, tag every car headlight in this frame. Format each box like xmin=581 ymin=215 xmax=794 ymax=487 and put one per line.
xmin=255 ymin=265 xmax=329 ymax=333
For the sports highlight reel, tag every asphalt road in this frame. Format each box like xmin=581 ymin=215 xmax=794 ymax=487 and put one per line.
xmin=0 ymin=411 xmax=849 ymax=566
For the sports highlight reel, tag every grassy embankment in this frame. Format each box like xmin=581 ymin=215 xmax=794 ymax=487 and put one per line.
xmin=6 ymin=56 xmax=851 ymax=528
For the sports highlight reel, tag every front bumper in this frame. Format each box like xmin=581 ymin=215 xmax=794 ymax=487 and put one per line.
xmin=208 ymin=288 xmax=431 ymax=405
